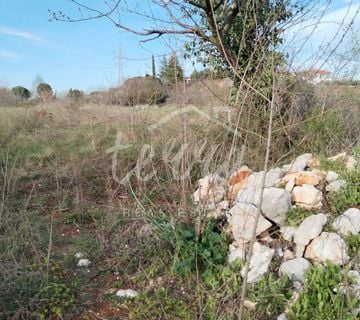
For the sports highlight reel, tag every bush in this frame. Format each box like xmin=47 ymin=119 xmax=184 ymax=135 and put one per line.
xmin=37 ymin=83 xmax=54 ymax=102
xmin=120 ymin=76 xmax=167 ymax=106
xmin=0 ymin=87 xmax=17 ymax=106
xmin=67 ymin=88 xmax=83 ymax=101
xmin=11 ymin=86 xmax=31 ymax=100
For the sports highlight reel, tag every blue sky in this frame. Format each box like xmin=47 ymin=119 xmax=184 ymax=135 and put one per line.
xmin=0 ymin=1 xmax=359 ymax=93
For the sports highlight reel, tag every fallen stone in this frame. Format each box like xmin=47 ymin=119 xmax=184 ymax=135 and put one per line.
xmin=241 ymin=242 xmax=274 ymax=283
xmin=237 ymin=187 xmax=291 ymax=225
xmin=294 ymin=171 xmax=322 ymax=186
xmin=75 ymin=252 xmax=84 ymax=258
xmin=294 ymin=213 xmax=327 ymax=246
xmin=228 ymin=203 xmax=272 ymax=243
xmin=326 ymin=171 xmax=339 ymax=183
xmin=261 ymin=188 xmax=291 ymax=225
xmin=285 ymin=177 xmax=295 ymax=193
xmin=288 ymin=153 xmax=313 ymax=173
xmin=325 ymin=179 xmax=346 ymax=192
xmin=305 ymin=232 xmax=349 ymax=265
xmin=207 ymin=200 xmax=230 ymax=219
xmin=345 ymin=155 xmax=358 ymax=171
xmin=292 ymin=184 xmax=323 ymax=209
xmin=279 ymin=258 xmax=311 ymax=282
xmin=77 ymin=259 xmax=91 ymax=267
xmin=280 ymin=226 xmax=296 ymax=242
xmin=332 ymin=208 xmax=360 ymax=236
xmin=116 ymin=289 xmax=138 ymax=298
xmin=283 ymin=249 xmax=295 ymax=261
xmin=228 ymin=242 xmax=246 ymax=264
xmin=328 ymin=152 xmax=347 ymax=161
xmin=227 ymin=166 xmax=251 ymax=200
xmin=277 ymin=313 xmax=288 ymax=320
xmin=193 ymin=174 xmax=225 ymax=204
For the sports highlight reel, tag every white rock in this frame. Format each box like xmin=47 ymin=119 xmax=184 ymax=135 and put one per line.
xmin=328 ymin=152 xmax=347 ymax=161
xmin=279 ymin=258 xmax=311 ymax=282
xmin=280 ymin=226 xmax=296 ymax=241
xmin=261 ymin=188 xmax=291 ymax=225
xmin=193 ymin=174 xmax=225 ymax=204
xmin=292 ymin=184 xmax=323 ymax=209
xmin=228 ymin=203 xmax=272 ymax=243
xmin=348 ymin=270 xmax=360 ymax=286
xmin=228 ymin=242 xmax=246 ymax=264
xmin=77 ymin=259 xmax=91 ymax=267
xmin=116 ymin=289 xmax=138 ymax=298
xmin=332 ymin=208 xmax=360 ymax=236
xmin=326 ymin=179 xmax=346 ymax=192
xmin=305 ymin=232 xmax=349 ymax=265
xmin=326 ymin=171 xmax=339 ymax=183
xmin=277 ymin=314 xmax=288 ymax=320
xmin=241 ymin=242 xmax=274 ymax=284
xmin=288 ymin=153 xmax=313 ymax=172
xmin=345 ymin=155 xmax=358 ymax=171
xmin=237 ymin=187 xmax=291 ymax=225
xmin=294 ymin=213 xmax=327 ymax=247
xmin=295 ymin=244 xmax=306 ymax=258
xmin=285 ymin=177 xmax=295 ymax=192
xmin=246 ymin=168 xmax=285 ymax=189
xmin=283 ymin=249 xmax=295 ymax=261
xmin=75 ymin=252 xmax=84 ymax=258
xmin=207 ymin=200 xmax=230 ymax=219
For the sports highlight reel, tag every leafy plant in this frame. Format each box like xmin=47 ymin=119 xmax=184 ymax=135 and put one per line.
xmin=286 ymin=207 xmax=316 ymax=227
xmin=345 ymin=233 xmax=360 ymax=258
xmin=249 ymin=273 xmax=292 ymax=319
xmin=288 ymin=263 xmax=359 ymax=320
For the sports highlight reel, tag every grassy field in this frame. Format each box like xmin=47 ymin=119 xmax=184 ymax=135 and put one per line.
xmin=0 ymin=94 xmax=359 ymax=319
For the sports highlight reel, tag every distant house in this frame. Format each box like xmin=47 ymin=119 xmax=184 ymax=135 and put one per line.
xmin=297 ymin=69 xmax=332 ymax=84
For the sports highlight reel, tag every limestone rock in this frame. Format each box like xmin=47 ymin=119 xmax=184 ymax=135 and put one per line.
xmin=228 ymin=242 xmax=246 ymax=264
xmin=305 ymin=232 xmax=349 ymax=265
xmin=325 ymin=179 xmax=346 ymax=192
xmin=280 ymin=226 xmax=296 ymax=242
xmin=332 ymin=208 xmax=360 ymax=236
xmin=283 ymin=249 xmax=295 ymax=261
xmin=326 ymin=171 xmax=339 ymax=183
xmin=116 ymin=289 xmax=138 ymax=298
xmin=294 ymin=213 xmax=327 ymax=247
xmin=285 ymin=177 xmax=295 ymax=193
xmin=279 ymin=258 xmax=311 ymax=282
xmin=295 ymin=171 xmax=322 ymax=186
xmin=241 ymin=242 xmax=274 ymax=283
xmin=288 ymin=153 xmax=313 ymax=173
xmin=328 ymin=152 xmax=347 ymax=161
xmin=228 ymin=203 xmax=272 ymax=243
xmin=207 ymin=200 xmax=229 ymax=219
xmin=292 ymin=184 xmax=323 ymax=209
xmin=227 ymin=166 xmax=251 ymax=200
xmin=237 ymin=187 xmax=291 ymax=225
xmin=193 ymin=174 xmax=225 ymax=204
xmin=345 ymin=155 xmax=357 ymax=171
xmin=77 ymin=259 xmax=91 ymax=267
xmin=261 ymin=188 xmax=291 ymax=225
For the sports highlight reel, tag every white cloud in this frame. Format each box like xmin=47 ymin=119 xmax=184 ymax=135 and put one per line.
xmin=0 ymin=25 xmax=43 ymax=42
xmin=0 ymin=49 xmax=21 ymax=59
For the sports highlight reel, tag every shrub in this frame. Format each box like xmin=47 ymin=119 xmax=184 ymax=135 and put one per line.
xmin=120 ymin=76 xmax=167 ymax=106
xmin=288 ymin=263 xmax=358 ymax=320
xmin=37 ymin=83 xmax=54 ymax=102
xmin=67 ymin=88 xmax=84 ymax=101
xmin=0 ymin=87 xmax=17 ymax=106
xmin=11 ymin=86 xmax=31 ymax=100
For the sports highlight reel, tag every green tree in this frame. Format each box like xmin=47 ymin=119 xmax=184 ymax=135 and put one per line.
xmin=37 ymin=83 xmax=54 ymax=102
xmin=11 ymin=86 xmax=31 ymax=100
xmin=67 ymin=88 xmax=84 ymax=101
xmin=159 ymin=54 xmax=184 ymax=84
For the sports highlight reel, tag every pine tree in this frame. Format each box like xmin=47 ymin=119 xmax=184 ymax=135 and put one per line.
xmin=159 ymin=54 xmax=184 ymax=84
xmin=152 ymin=55 xmax=156 ymax=78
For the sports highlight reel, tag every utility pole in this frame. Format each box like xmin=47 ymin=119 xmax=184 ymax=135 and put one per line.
xmin=117 ymin=45 xmax=124 ymax=86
